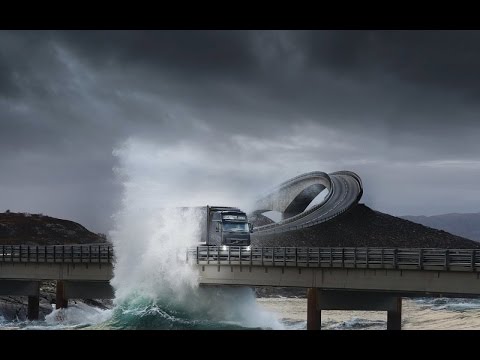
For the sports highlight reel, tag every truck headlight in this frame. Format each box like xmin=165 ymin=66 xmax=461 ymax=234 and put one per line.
xmin=222 ymin=245 xmax=227 ymax=251
xmin=246 ymin=246 xmax=251 ymax=251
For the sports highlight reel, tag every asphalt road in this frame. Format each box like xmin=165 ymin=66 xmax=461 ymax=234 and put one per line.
xmin=253 ymin=172 xmax=362 ymax=235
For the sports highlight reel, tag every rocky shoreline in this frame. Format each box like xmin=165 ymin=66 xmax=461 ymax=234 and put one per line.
xmin=254 ymin=287 xmax=306 ymax=298
xmin=0 ymin=282 xmax=113 ymax=322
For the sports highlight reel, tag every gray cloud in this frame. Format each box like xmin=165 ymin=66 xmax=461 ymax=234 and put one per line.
xmin=55 ymin=30 xmax=259 ymax=82
xmin=2 ymin=30 xmax=480 ymax=233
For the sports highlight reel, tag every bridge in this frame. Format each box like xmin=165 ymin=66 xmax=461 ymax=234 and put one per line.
xmin=3 ymin=244 xmax=480 ymax=329
xmin=251 ymin=171 xmax=363 ymax=235
xmin=0 ymin=244 xmax=113 ymax=320
xmin=191 ymin=245 xmax=480 ymax=329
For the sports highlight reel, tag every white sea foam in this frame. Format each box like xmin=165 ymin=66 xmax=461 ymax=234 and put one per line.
xmin=44 ymin=302 xmax=113 ymax=328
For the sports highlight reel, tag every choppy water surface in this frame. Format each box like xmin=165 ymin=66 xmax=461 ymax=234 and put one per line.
xmin=257 ymin=296 xmax=480 ymax=330
xmin=3 ymin=295 xmax=480 ymax=330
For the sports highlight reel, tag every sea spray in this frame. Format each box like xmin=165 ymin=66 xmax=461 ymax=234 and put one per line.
xmin=110 ymin=207 xmax=200 ymax=303
xmin=45 ymin=303 xmax=113 ymax=328
xmin=107 ymin=137 xmax=283 ymax=329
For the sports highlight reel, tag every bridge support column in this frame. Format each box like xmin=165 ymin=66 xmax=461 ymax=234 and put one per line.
xmin=387 ymin=297 xmax=402 ymax=330
xmin=310 ymin=290 xmax=402 ymax=330
xmin=56 ymin=280 xmax=68 ymax=309
xmin=27 ymin=295 xmax=40 ymax=321
xmin=0 ymin=280 xmax=40 ymax=320
xmin=307 ymin=288 xmax=321 ymax=330
xmin=27 ymin=281 xmax=40 ymax=321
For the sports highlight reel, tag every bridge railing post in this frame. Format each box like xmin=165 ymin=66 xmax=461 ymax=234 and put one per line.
xmin=366 ymin=247 xmax=369 ymax=268
xmin=419 ymin=249 xmax=423 ymax=270
xmin=393 ymin=248 xmax=397 ymax=269
xmin=445 ymin=249 xmax=449 ymax=271
xmin=472 ymin=250 xmax=476 ymax=271
xmin=196 ymin=247 xmax=199 ymax=265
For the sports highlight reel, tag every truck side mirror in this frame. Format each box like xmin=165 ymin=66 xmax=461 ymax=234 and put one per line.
xmin=215 ymin=223 xmax=220 ymax=232
xmin=249 ymin=223 xmax=254 ymax=233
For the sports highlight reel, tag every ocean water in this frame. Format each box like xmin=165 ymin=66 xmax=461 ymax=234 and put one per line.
xmin=3 ymin=295 xmax=480 ymax=330
xmin=257 ymin=296 xmax=480 ymax=330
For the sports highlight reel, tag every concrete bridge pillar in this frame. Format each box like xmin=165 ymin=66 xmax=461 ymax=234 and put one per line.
xmin=27 ymin=281 xmax=40 ymax=321
xmin=27 ymin=294 xmax=40 ymax=320
xmin=56 ymin=280 xmax=68 ymax=309
xmin=387 ymin=297 xmax=402 ymax=330
xmin=0 ymin=280 xmax=40 ymax=320
xmin=307 ymin=288 xmax=321 ymax=330
xmin=306 ymin=289 xmax=403 ymax=330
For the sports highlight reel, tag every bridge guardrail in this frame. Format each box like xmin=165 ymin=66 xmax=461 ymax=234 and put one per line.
xmin=188 ymin=246 xmax=480 ymax=272
xmin=0 ymin=245 xmax=113 ymax=264
xmin=5 ymin=244 xmax=479 ymax=273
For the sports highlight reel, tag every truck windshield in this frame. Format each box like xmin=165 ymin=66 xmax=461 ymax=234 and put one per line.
xmin=223 ymin=222 xmax=249 ymax=232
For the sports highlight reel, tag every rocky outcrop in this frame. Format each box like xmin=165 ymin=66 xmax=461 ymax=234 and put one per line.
xmin=0 ymin=281 xmax=113 ymax=322
xmin=0 ymin=212 xmax=107 ymax=245
xmin=252 ymin=204 xmax=480 ymax=249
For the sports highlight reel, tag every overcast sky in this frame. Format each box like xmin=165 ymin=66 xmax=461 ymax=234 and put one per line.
xmin=2 ymin=30 xmax=480 ymax=233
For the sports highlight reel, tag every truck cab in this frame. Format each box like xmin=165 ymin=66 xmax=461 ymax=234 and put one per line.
xmin=205 ymin=206 xmax=252 ymax=247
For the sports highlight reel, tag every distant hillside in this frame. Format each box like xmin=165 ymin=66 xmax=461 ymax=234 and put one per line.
xmin=0 ymin=211 xmax=107 ymax=245
xmin=401 ymin=212 xmax=480 ymax=242
xmin=252 ymin=204 xmax=480 ymax=249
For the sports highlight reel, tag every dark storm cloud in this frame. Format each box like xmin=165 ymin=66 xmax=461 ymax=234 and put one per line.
xmin=55 ymin=30 xmax=259 ymax=81
xmin=303 ymin=31 xmax=480 ymax=92
xmin=0 ymin=56 xmax=19 ymax=97
xmin=2 ymin=30 xmax=480 ymax=232
xmin=44 ymin=30 xmax=480 ymax=137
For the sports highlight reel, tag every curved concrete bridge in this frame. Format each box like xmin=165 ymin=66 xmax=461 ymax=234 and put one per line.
xmin=252 ymin=170 xmax=363 ymax=235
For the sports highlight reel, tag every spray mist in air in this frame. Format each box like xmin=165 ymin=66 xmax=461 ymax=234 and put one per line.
xmin=107 ymin=137 xmax=283 ymax=329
